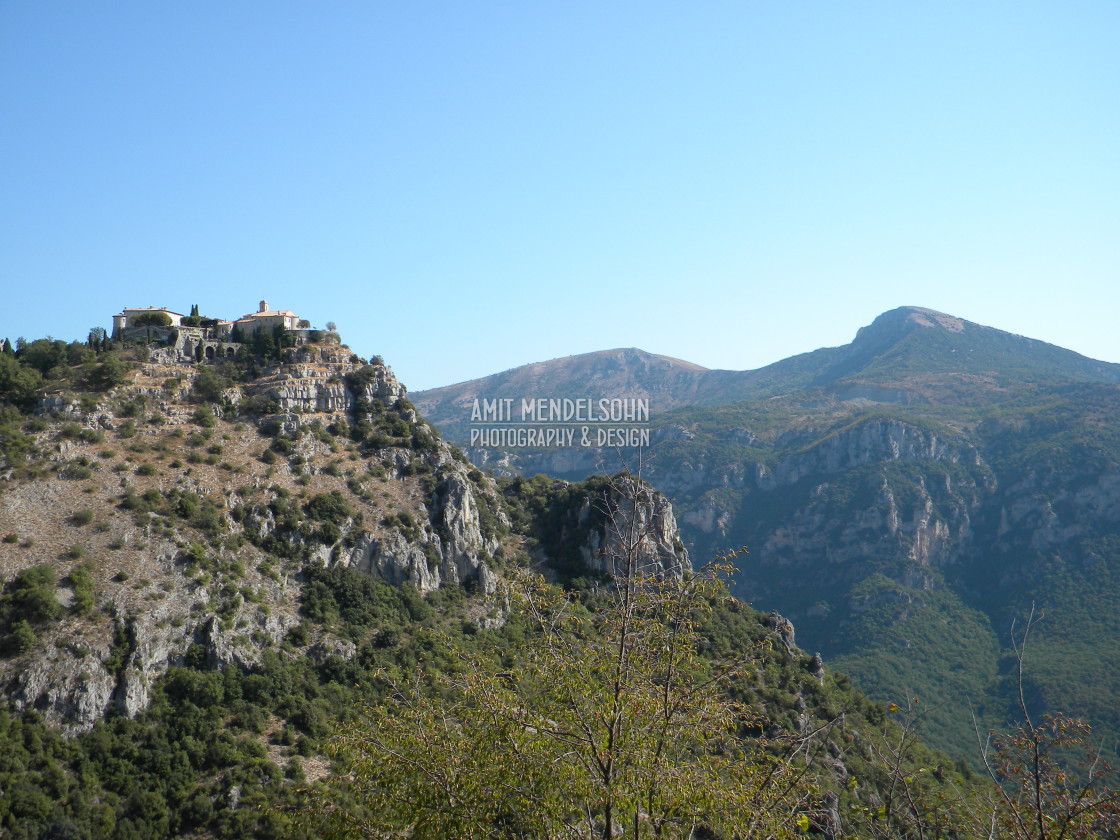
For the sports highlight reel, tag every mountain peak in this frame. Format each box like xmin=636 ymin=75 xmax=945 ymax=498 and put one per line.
xmin=849 ymin=306 xmax=967 ymax=356
xmin=868 ymin=305 xmax=966 ymax=333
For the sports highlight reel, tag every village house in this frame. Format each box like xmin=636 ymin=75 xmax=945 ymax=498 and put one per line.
xmin=109 ymin=300 xmax=320 ymax=362
xmin=232 ymin=301 xmax=307 ymax=337
xmin=111 ymin=306 xmax=187 ymax=336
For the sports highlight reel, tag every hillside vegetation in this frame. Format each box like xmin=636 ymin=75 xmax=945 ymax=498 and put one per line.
xmin=0 ymin=324 xmax=1060 ymax=838
xmin=417 ymin=307 xmax=1120 ymax=764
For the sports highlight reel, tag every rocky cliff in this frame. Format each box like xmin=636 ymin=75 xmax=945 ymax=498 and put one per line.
xmin=413 ymin=308 xmax=1120 ymax=762
xmin=0 ymin=339 xmax=706 ymax=733
xmin=2 ymin=342 xmax=481 ymax=730
xmin=558 ymin=476 xmax=689 ymax=580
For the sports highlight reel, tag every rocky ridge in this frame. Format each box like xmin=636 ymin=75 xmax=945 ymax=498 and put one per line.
xmin=411 ymin=307 xmax=1120 ymax=760
xmin=0 ymin=341 xmax=699 ymax=732
xmin=559 ymin=475 xmax=688 ymax=580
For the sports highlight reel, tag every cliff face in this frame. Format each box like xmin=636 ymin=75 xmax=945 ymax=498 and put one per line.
xmin=344 ymin=468 xmax=500 ymax=594
xmin=0 ymin=343 xmax=699 ymax=733
xmin=571 ymin=476 xmax=689 ymax=580
xmin=1 ymin=346 xmax=487 ymax=731
xmin=0 ymin=483 xmax=303 ymax=733
xmin=414 ymin=308 xmax=1120 ymax=762
xmin=245 ymin=344 xmax=406 ymax=416
xmin=466 ymin=395 xmax=1120 ymax=759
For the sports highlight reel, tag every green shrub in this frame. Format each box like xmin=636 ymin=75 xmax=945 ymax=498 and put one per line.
xmin=258 ymin=417 xmax=284 ymax=436
xmin=78 ymin=428 xmax=105 ymax=444
xmin=316 ymin=522 xmax=342 ymax=544
xmin=382 ymin=511 xmax=421 ymax=542
xmin=0 ymin=564 xmax=62 ymax=625
xmin=0 ymin=427 xmax=35 ymax=467
xmin=193 ymin=502 xmax=226 ymax=538
xmin=69 ymin=566 xmax=95 ymax=616
xmin=191 ymin=367 xmax=233 ymax=404
xmin=191 ymin=406 xmax=217 ymax=428
xmin=59 ymin=422 xmax=83 ymax=439
xmin=3 ymin=619 xmax=36 ymax=654
xmin=130 ymin=311 xmax=173 ymax=327
xmin=270 ymin=436 xmax=296 ymax=455
xmin=117 ymin=398 xmax=146 ymax=418
xmin=60 ymin=462 xmax=93 ymax=480
xmin=242 ymin=394 xmax=281 ymax=416
xmin=304 ymin=491 xmax=356 ymax=525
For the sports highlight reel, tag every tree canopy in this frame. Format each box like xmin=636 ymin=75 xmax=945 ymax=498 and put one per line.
xmin=310 ymin=560 xmax=812 ymax=840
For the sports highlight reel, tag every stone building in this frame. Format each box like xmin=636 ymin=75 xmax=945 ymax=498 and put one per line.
xmin=111 ymin=307 xmax=186 ymax=337
xmin=232 ymin=301 xmax=304 ymax=337
xmin=109 ymin=300 xmax=319 ymax=363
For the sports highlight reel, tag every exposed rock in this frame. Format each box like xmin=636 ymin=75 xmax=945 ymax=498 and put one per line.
xmin=0 ymin=336 xmax=690 ymax=738
xmin=576 ymin=477 xmax=689 ymax=580
xmin=7 ymin=627 xmax=117 ymax=735
xmin=429 ymin=471 xmax=500 ymax=589
xmin=36 ymin=395 xmax=83 ymax=416
xmin=810 ymin=652 xmax=825 ymax=682
xmin=765 ymin=419 xmax=977 ymax=489
xmin=350 ymin=528 xmax=439 ymax=592
xmin=659 ymin=424 xmax=696 ymax=442
xmin=769 ymin=611 xmax=797 ymax=655
xmin=306 ymin=636 xmax=358 ymax=665
xmin=203 ymin=609 xmax=295 ymax=672
xmin=243 ymin=348 xmax=406 ymax=423
xmin=344 ymin=464 xmax=503 ymax=594
xmin=465 ymin=446 xmax=604 ymax=481
xmin=717 ymin=426 xmax=758 ymax=445
xmin=680 ymin=494 xmax=733 ymax=535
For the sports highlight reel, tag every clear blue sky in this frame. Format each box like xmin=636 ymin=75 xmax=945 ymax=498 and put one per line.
xmin=2 ymin=2 xmax=1117 ymax=391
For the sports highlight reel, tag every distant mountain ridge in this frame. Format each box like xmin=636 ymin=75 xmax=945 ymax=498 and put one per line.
xmin=413 ymin=347 xmax=713 ymax=441
xmin=413 ymin=306 xmax=1120 ymax=762
xmin=414 ymin=307 xmax=1120 ymax=438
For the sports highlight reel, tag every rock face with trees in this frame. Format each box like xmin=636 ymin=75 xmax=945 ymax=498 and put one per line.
xmin=1 ymin=316 xmax=1117 ymax=838
xmin=1 ymin=331 xmax=508 ymax=731
xmin=415 ymin=306 xmax=1120 ymax=762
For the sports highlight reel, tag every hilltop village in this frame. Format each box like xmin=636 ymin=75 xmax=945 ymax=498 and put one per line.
xmin=111 ymin=300 xmax=332 ymax=362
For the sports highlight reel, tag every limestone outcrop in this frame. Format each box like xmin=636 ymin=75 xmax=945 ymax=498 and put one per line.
xmin=0 ymin=342 xmax=485 ymax=731
xmin=562 ymin=477 xmax=690 ymax=580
